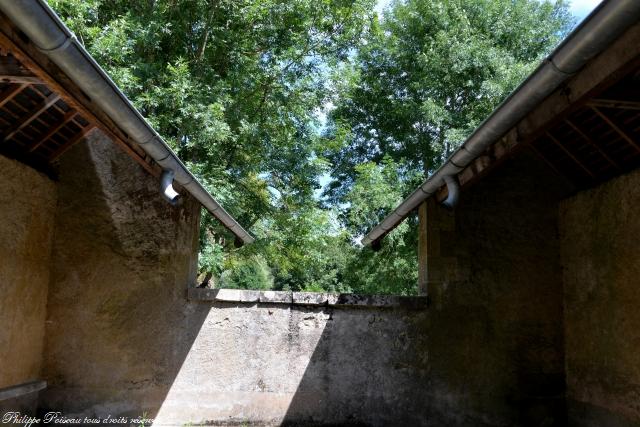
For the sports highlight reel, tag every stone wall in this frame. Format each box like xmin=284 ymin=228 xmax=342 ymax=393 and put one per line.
xmin=39 ymin=130 xmax=434 ymax=424
xmin=560 ymin=167 xmax=640 ymax=426
xmin=155 ymin=289 xmax=430 ymax=426
xmin=19 ymin=128 xmax=638 ymax=426
xmin=35 ymin=131 xmax=434 ymax=427
xmin=40 ymin=131 xmax=202 ymax=418
xmin=423 ymin=151 xmax=572 ymax=426
xmin=0 ymin=155 xmax=56 ymax=406
xmin=36 ymin=146 xmax=575 ymax=427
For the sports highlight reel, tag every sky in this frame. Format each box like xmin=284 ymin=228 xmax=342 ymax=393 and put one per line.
xmin=567 ymin=0 xmax=604 ymax=20
xmin=375 ymin=0 xmax=603 ymax=21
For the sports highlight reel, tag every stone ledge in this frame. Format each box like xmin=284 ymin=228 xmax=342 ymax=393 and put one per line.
xmin=188 ymin=288 xmax=428 ymax=309
xmin=0 ymin=380 xmax=47 ymax=401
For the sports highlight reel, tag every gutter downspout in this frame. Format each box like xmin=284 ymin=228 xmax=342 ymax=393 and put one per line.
xmin=362 ymin=0 xmax=640 ymax=246
xmin=160 ymin=170 xmax=181 ymax=205
xmin=441 ymin=175 xmax=459 ymax=210
xmin=0 ymin=0 xmax=254 ymax=244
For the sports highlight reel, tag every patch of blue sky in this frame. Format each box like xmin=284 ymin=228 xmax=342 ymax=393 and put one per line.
xmin=374 ymin=0 xmax=602 ymax=21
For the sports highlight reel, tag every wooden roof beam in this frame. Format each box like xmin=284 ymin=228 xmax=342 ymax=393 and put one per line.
xmin=3 ymin=92 xmax=59 ymax=141
xmin=546 ymin=131 xmax=595 ymax=178
xmin=588 ymin=98 xmax=640 ymax=111
xmin=0 ymin=75 xmax=40 ymax=84
xmin=591 ymin=106 xmax=640 ymax=153
xmin=0 ymin=21 xmax=156 ymax=175
xmin=0 ymin=82 xmax=26 ymax=108
xmin=0 ymin=55 xmax=41 ymax=84
xmin=48 ymin=125 xmax=95 ymax=161
xmin=1 ymin=84 xmax=63 ymax=132
xmin=429 ymin=23 xmax=640 ymax=200
xmin=26 ymin=85 xmax=94 ymax=137
xmin=565 ymin=118 xmax=621 ymax=170
xmin=29 ymin=108 xmax=77 ymax=152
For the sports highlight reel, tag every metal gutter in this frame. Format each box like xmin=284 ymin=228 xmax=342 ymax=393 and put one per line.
xmin=0 ymin=0 xmax=254 ymax=244
xmin=362 ymin=0 xmax=640 ymax=246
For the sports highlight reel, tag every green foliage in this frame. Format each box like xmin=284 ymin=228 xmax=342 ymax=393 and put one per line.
xmin=198 ymin=235 xmax=224 ymax=277
xmin=245 ymin=204 xmax=354 ymax=292
xmin=344 ymin=229 xmax=418 ymax=296
xmin=49 ymin=0 xmax=574 ymax=294
xmin=221 ymin=255 xmax=274 ymax=290
xmin=50 ymin=0 xmax=375 ymax=220
xmin=342 ymin=158 xmax=419 ymax=295
xmin=325 ymin=0 xmax=574 ymax=202
xmin=322 ymin=0 xmax=573 ymax=296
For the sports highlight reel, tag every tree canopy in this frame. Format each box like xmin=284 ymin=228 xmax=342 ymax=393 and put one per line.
xmin=51 ymin=0 xmax=574 ymax=294
xmin=325 ymin=0 xmax=573 ymax=201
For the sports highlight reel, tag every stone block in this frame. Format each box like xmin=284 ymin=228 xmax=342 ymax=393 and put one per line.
xmin=292 ymin=292 xmax=329 ymax=305
xmin=187 ymin=287 xmax=218 ymax=301
xmin=332 ymin=294 xmax=398 ymax=307
xmin=214 ymin=288 xmax=242 ymax=302
xmin=238 ymin=290 xmax=261 ymax=303
xmin=259 ymin=291 xmax=292 ymax=304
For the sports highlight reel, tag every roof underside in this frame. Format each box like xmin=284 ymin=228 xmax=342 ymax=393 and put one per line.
xmin=528 ymin=68 xmax=640 ymax=189
xmin=0 ymin=53 xmax=95 ymax=172
xmin=0 ymin=5 xmax=255 ymax=244
xmin=0 ymin=43 xmax=155 ymax=177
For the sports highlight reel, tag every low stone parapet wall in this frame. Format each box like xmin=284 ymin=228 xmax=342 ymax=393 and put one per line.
xmin=152 ymin=289 xmax=431 ymax=426
xmin=188 ymin=287 xmax=429 ymax=308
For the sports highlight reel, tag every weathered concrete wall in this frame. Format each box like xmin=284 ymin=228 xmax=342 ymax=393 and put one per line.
xmin=0 ymin=155 xmax=56 ymax=394
xmin=423 ymin=151 xmax=572 ymax=426
xmin=40 ymin=132 xmax=202 ymax=418
xmin=36 ymin=131 xmax=637 ymax=426
xmin=29 ymin=131 xmax=432 ymax=426
xmin=34 ymin=128 xmax=433 ymax=425
xmin=560 ymin=168 xmax=640 ymax=426
xmin=155 ymin=291 xmax=430 ymax=426
xmin=37 ymin=145 xmax=576 ymax=426
xmin=40 ymin=133 xmax=433 ymax=424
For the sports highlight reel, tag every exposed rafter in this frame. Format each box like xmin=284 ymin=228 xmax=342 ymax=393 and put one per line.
xmin=29 ymin=108 xmax=77 ymax=152
xmin=591 ymin=106 xmax=640 ymax=153
xmin=546 ymin=131 xmax=595 ymax=178
xmin=27 ymin=86 xmax=87 ymax=131
xmin=0 ymin=55 xmax=41 ymax=84
xmin=0 ymin=82 xmax=26 ymax=109
xmin=0 ymin=28 xmax=157 ymax=176
xmin=0 ymin=85 xmax=60 ymax=132
xmin=588 ymin=98 xmax=640 ymax=111
xmin=48 ymin=125 xmax=95 ymax=161
xmin=565 ymin=119 xmax=620 ymax=170
xmin=415 ymin=27 xmax=640 ymax=215
xmin=3 ymin=92 xmax=59 ymax=141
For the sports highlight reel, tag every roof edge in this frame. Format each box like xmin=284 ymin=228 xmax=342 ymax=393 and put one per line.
xmin=362 ymin=0 xmax=640 ymax=246
xmin=0 ymin=0 xmax=254 ymax=244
